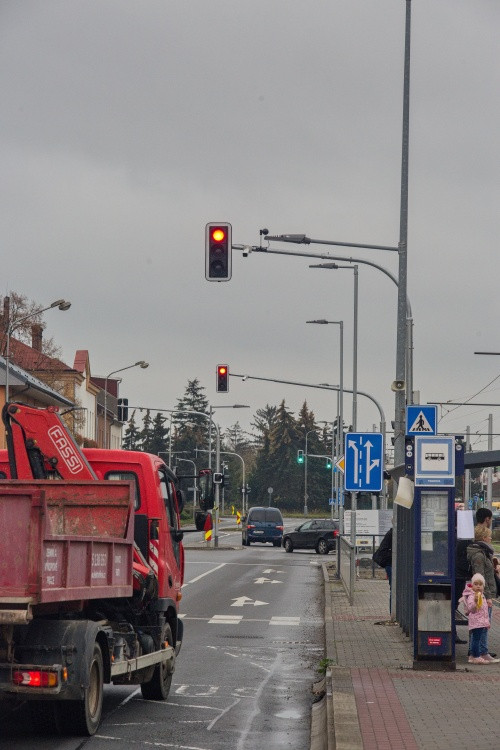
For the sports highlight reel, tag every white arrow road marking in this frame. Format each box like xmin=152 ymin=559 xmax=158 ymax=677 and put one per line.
xmin=231 ymin=596 xmax=268 ymax=607
xmin=254 ymin=577 xmax=282 ymax=584
xmin=262 ymin=568 xmax=284 ymax=574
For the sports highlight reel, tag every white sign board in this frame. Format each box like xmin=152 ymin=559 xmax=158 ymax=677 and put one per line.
xmin=343 ymin=510 xmax=392 ymax=536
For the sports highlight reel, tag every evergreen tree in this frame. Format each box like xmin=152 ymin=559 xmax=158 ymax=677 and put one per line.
xmin=122 ymin=411 xmax=141 ymax=450
xmin=139 ymin=410 xmax=154 ymax=451
xmin=173 ymin=379 xmax=210 ymax=469
xmin=144 ymin=412 xmax=169 ymax=455
xmin=267 ymin=400 xmax=302 ymax=510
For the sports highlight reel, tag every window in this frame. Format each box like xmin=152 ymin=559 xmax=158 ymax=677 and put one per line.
xmin=105 ymin=471 xmax=140 ymax=510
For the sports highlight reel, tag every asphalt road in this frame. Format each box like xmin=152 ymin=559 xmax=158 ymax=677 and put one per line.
xmin=1 ymin=531 xmax=326 ymax=750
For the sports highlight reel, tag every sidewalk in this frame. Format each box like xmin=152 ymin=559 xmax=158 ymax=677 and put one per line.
xmin=321 ymin=564 xmax=500 ymax=750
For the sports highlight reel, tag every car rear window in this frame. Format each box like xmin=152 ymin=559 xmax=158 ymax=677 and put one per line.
xmin=249 ymin=509 xmax=266 ymax=522
xmin=265 ymin=509 xmax=283 ymax=523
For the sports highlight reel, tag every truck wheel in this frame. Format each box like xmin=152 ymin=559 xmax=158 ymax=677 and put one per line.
xmin=61 ymin=642 xmax=104 ymax=736
xmin=141 ymin=624 xmax=174 ymax=701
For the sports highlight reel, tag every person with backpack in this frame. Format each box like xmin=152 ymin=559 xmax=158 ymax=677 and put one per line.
xmin=466 ymin=524 xmax=497 ymax=661
xmin=373 ymin=527 xmax=393 ymax=613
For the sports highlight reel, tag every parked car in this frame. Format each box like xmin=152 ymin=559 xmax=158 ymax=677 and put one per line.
xmin=242 ymin=506 xmax=284 ymax=546
xmin=492 ymin=511 xmax=500 ymax=529
xmin=282 ymin=518 xmax=339 ymax=554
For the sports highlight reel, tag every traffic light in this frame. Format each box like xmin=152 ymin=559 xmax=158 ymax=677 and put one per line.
xmin=326 ymin=458 xmax=332 ymax=469
xmin=216 ymin=364 xmax=229 ymax=393
xmin=297 ymin=449 xmax=304 ymax=464
xmin=117 ymin=398 xmax=129 ymax=422
xmin=205 ymin=222 xmax=232 ymax=281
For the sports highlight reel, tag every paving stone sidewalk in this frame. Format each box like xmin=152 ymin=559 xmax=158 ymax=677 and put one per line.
xmin=324 ymin=565 xmax=500 ymax=750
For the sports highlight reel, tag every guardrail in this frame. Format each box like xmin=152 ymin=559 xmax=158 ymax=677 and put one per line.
xmin=339 ymin=534 xmax=389 ymax=604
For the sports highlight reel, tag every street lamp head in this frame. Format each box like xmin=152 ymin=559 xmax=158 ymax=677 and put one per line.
xmin=136 ymin=361 xmax=149 ymax=369
xmin=232 ymin=404 xmax=250 ymax=409
xmin=57 ymin=301 xmax=71 ymax=311
xmin=307 ymin=319 xmax=329 ymax=324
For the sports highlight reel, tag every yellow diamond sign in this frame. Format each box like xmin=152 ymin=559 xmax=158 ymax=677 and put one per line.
xmin=335 ymin=456 xmax=345 ymax=473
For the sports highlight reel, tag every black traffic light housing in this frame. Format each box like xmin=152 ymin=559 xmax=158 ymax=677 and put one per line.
xmin=205 ymin=222 xmax=232 ymax=281
xmin=216 ymin=365 xmax=229 ymax=393
xmin=117 ymin=398 xmax=129 ymax=422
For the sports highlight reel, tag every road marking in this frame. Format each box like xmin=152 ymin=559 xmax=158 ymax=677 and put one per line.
xmin=254 ymin=577 xmax=282 ymax=584
xmin=182 ymin=563 xmax=226 ymax=587
xmin=231 ymin=596 xmax=268 ymax=607
xmin=262 ymin=568 xmax=284 ymax=573
xmin=208 ymin=615 xmax=243 ymax=625
xmin=270 ymin=616 xmax=300 ymax=626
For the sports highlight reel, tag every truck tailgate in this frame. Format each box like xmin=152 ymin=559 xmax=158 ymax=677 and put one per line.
xmin=0 ymin=481 xmax=134 ymax=619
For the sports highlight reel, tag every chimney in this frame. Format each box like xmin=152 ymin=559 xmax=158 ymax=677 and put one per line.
xmin=31 ymin=324 xmax=43 ymax=352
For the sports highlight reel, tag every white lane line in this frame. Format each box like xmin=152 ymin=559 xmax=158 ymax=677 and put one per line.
xmin=207 ymin=697 xmax=241 ymax=731
xmin=182 ymin=563 xmax=226 ymax=587
xmin=270 ymin=616 xmax=300 ymax=626
xmin=208 ymin=615 xmax=242 ymax=625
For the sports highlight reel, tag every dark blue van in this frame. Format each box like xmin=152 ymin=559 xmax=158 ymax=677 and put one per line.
xmin=242 ymin=506 xmax=284 ymax=547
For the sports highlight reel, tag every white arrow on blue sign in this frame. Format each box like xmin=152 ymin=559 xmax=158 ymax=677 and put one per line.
xmin=344 ymin=433 xmax=384 ymax=492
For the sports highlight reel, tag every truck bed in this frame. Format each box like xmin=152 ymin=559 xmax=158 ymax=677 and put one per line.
xmin=0 ymin=481 xmax=134 ymax=623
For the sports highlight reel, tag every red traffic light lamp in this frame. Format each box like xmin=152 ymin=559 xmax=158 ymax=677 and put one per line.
xmin=216 ymin=365 xmax=229 ymax=393
xmin=205 ymin=222 xmax=232 ymax=281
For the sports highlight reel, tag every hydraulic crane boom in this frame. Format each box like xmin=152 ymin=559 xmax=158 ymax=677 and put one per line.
xmin=2 ymin=402 xmax=97 ymax=480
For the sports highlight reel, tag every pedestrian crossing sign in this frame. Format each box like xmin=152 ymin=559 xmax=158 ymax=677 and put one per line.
xmin=406 ymin=405 xmax=437 ymax=436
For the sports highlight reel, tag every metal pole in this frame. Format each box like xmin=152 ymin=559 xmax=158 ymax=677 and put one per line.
xmin=352 ymin=267 xmax=358 ymax=432
xmin=487 ymin=414 xmax=493 ymax=509
xmin=465 ymin=425 xmax=470 ymax=508
xmin=214 ymin=421 xmax=220 ymax=548
xmin=168 ymin=413 xmax=173 ymax=468
xmin=304 ymin=432 xmax=309 ymax=515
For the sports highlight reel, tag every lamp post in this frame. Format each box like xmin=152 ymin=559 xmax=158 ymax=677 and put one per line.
xmin=233 ymin=371 xmax=387 ymax=509
xmin=195 ymin=448 xmax=246 ymax=514
xmin=104 ymin=361 xmax=149 ymax=448
xmin=207 ymin=404 xmax=250 ymax=470
xmin=304 ymin=429 xmax=317 ymax=516
xmin=307 ymin=319 xmax=344 ymax=514
xmin=4 ymin=298 xmax=71 ymax=404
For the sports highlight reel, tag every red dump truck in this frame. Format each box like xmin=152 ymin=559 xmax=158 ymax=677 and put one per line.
xmin=0 ymin=403 xmax=211 ymax=736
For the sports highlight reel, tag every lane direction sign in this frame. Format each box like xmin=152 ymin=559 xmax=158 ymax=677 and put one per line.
xmin=344 ymin=433 xmax=383 ymax=492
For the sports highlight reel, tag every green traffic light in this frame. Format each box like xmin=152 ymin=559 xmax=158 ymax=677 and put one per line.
xmin=297 ymin=450 xmax=304 ymax=464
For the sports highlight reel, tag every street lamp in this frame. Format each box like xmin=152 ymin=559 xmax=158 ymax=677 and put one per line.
xmin=303 ymin=429 xmax=317 ymax=516
xmin=307 ymin=319 xmax=344 ymax=514
xmin=4 ymin=298 xmax=71 ymax=404
xmin=104 ymin=361 xmax=149 ymax=448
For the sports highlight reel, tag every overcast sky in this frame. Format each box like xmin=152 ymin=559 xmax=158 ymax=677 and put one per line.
xmin=1 ymin=0 xmax=499 ymax=452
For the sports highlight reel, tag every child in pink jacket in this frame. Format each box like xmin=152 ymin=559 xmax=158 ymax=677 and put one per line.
xmin=461 ymin=573 xmax=497 ymax=664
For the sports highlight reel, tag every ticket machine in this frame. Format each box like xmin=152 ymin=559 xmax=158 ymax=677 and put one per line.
xmin=405 ymin=434 xmax=465 ymax=669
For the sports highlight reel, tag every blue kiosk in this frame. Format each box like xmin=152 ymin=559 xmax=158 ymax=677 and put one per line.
xmin=404 ymin=416 xmax=465 ymax=670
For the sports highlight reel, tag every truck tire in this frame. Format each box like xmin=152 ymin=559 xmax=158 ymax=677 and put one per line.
xmin=59 ymin=642 xmax=104 ymax=736
xmin=141 ymin=624 xmax=174 ymax=701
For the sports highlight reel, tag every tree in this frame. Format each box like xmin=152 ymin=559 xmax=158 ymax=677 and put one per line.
xmin=145 ymin=412 xmax=169 ymax=455
xmin=0 ymin=292 xmax=63 ymax=360
xmin=122 ymin=411 xmax=141 ymax=450
xmin=173 ymin=379 xmax=210 ymax=463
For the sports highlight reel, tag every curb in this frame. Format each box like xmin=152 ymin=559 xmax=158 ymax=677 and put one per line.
xmin=320 ymin=563 xmax=364 ymax=750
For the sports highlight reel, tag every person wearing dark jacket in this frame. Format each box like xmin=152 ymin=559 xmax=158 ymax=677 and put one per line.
xmin=373 ymin=528 xmax=393 ymax=613
xmin=467 ymin=525 xmax=497 ymax=660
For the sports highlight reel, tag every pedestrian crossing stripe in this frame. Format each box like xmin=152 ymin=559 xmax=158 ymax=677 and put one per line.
xmin=408 ymin=410 xmax=433 ymax=433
